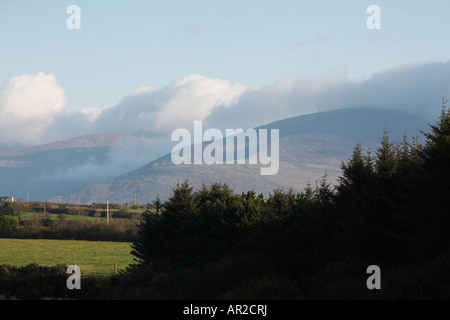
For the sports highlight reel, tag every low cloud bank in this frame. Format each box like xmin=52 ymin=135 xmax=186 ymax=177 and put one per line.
xmin=1 ymin=61 xmax=449 ymax=152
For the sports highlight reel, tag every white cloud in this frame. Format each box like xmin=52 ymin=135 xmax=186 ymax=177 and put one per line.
xmin=153 ymin=74 xmax=247 ymax=131
xmin=93 ymin=74 xmax=248 ymax=137
xmin=81 ymin=105 xmax=112 ymax=122
xmin=204 ymin=61 xmax=450 ymax=131
xmin=1 ymin=61 xmax=449 ymax=152
xmin=0 ymin=72 xmax=66 ymax=146
xmin=128 ymin=86 xmax=155 ymax=97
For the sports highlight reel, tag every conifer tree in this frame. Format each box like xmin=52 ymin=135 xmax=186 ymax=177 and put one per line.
xmin=314 ymin=171 xmax=334 ymax=210
xmin=414 ymin=99 xmax=450 ymax=254
xmin=151 ymin=194 xmax=163 ymax=214
xmin=164 ymin=179 xmax=198 ymax=217
xmin=420 ymin=99 xmax=450 ymax=192
xmin=131 ymin=180 xmax=198 ymax=268
xmin=337 ymin=143 xmax=374 ymax=194
xmin=374 ymin=125 xmax=397 ymax=183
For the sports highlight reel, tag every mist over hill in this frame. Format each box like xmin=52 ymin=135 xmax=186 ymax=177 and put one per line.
xmin=0 ymin=132 xmax=163 ymax=201
xmin=50 ymin=108 xmax=429 ymax=204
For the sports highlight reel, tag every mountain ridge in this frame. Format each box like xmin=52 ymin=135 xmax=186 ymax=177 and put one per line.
xmin=0 ymin=132 xmax=131 ymax=158
xmin=50 ymin=107 xmax=429 ymax=204
xmin=0 ymin=132 xmax=162 ymax=201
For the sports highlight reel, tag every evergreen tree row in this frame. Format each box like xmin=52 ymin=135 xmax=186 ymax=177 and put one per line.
xmin=127 ymin=103 xmax=450 ymax=298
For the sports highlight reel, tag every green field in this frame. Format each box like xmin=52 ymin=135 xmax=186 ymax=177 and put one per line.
xmin=20 ymin=212 xmax=108 ymax=222
xmin=19 ymin=208 xmax=146 ymax=222
xmin=96 ymin=208 xmax=146 ymax=214
xmin=0 ymin=238 xmax=135 ymax=275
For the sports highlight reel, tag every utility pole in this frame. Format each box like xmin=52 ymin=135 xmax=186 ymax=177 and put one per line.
xmin=106 ymin=198 xmax=110 ymax=224
xmin=26 ymin=193 xmax=29 ymax=204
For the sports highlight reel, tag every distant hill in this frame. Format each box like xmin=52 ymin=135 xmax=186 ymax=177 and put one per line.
xmin=51 ymin=108 xmax=429 ymax=204
xmin=0 ymin=132 xmax=127 ymax=157
xmin=0 ymin=132 xmax=161 ymax=201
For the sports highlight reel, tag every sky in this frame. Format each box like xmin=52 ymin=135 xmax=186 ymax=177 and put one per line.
xmin=1 ymin=0 xmax=450 ymax=151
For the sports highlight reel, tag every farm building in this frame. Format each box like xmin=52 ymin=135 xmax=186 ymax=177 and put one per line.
xmin=0 ymin=197 xmax=14 ymax=203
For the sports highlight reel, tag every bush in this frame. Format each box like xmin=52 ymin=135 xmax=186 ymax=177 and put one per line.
xmin=0 ymin=264 xmax=67 ymax=299
xmin=113 ymin=209 xmax=133 ymax=219
xmin=0 ymin=202 xmax=15 ymax=216
xmin=0 ymin=215 xmax=19 ymax=236
xmin=0 ymin=264 xmax=115 ymax=300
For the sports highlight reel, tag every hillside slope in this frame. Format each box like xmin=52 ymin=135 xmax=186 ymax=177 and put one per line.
xmin=0 ymin=132 xmax=161 ymax=201
xmin=52 ymin=108 xmax=429 ymax=204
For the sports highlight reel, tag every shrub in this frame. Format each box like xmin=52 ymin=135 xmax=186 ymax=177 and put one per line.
xmin=0 ymin=264 xmax=115 ymax=300
xmin=0 ymin=264 xmax=68 ymax=299
xmin=0 ymin=215 xmax=19 ymax=236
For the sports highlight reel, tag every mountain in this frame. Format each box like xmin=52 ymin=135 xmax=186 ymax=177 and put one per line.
xmin=51 ymin=108 xmax=430 ymax=204
xmin=0 ymin=132 xmax=161 ymax=201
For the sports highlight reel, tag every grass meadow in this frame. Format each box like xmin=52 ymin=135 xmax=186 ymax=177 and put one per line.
xmin=0 ymin=238 xmax=135 ymax=275
xmin=20 ymin=211 xmax=107 ymax=222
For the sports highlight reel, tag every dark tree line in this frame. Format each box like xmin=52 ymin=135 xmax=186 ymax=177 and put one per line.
xmin=125 ymin=104 xmax=450 ymax=299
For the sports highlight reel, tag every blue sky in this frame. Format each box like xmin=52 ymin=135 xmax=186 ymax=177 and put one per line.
xmin=1 ymin=0 xmax=450 ymax=111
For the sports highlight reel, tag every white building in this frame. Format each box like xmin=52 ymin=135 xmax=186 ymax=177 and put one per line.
xmin=0 ymin=197 xmax=14 ymax=203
